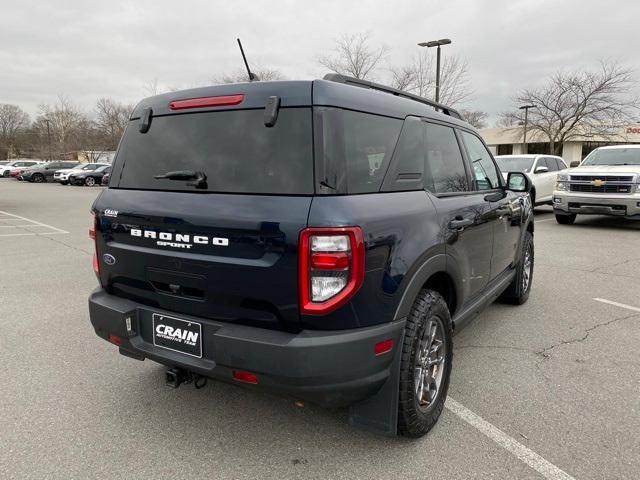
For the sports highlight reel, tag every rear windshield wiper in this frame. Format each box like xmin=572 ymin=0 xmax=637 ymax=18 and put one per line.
xmin=154 ymin=170 xmax=208 ymax=189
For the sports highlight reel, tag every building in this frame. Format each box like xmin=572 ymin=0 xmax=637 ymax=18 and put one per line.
xmin=480 ymin=125 xmax=640 ymax=165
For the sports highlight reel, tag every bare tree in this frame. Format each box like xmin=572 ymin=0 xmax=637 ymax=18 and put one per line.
xmin=389 ymin=52 xmax=472 ymax=106
xmin=0 ymin=104 xmax=30 ymax=158
xmin=319 ymin=33 xmax=388 ymax=80
xmin=95 ymin=98 xmax=133 ymax=149
xmin=142 ymin=78 xmax=162 ymax=96
xmin=34 ymin=95 xmax=90 ymax=158
xmin=461 ymin=110 xmax=489 ymax=129
xmin=501 ymin=61 xmax=640 ymax=154
xmin=212 ymin=67 xmax=285 ymax=84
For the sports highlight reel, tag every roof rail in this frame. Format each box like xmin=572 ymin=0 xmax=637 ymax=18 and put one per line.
xmin=323 ymin=73 xmax=463 ymax=120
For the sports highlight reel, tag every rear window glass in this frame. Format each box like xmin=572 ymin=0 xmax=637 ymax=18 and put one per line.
xmin=314 ymin=107 xmax=402 ymax=194
xmin=115 ymin=108 xmax=313 ymax=194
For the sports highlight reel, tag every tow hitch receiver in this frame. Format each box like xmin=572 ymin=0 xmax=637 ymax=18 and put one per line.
xmin=165 ymin=368 xmax=207 ymax=389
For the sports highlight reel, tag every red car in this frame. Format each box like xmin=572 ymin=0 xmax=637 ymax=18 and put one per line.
xmin=11 ymin=169 xmax=25 ymax=180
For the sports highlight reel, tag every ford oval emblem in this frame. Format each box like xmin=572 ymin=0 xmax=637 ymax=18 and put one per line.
xmin=103 ymin=253 xmax=116 ymax=265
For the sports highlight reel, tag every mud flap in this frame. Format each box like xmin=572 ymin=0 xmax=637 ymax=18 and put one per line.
xmin=348 ymin=328 xmax=405 ymax=436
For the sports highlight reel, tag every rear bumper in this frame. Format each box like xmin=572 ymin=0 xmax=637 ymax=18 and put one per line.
xmin=88 ymin=288 xmax=405 ymax=407
xmin=553 ymin=191 xmax=640 ymax=218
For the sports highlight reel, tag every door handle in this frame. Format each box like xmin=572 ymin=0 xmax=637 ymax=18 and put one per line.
xmin=449 ymin=217 xmax=474 ymax=230
xmin=496 ymin=206 xmax=511 ymax=216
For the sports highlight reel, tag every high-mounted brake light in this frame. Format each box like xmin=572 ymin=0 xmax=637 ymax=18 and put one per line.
xmin=168 ymin=94 xmax=244 ymax=111
xmin=299 ymin=227 xmax=364 ymax=315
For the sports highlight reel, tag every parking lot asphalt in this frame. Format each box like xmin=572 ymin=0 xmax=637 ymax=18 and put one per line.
xmin=1 ymin=180 xmax=638 ymax=480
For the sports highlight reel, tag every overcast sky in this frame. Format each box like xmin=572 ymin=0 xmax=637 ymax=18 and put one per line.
xmin=2 ymin=0 xmax=639 ymax=124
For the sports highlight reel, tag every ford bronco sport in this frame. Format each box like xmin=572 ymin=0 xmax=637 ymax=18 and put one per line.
xmin=88 ymin=75 xmax=534 ymax=437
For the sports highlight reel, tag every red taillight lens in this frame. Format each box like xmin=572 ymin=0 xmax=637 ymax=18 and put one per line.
xmin=299 ymin=227 xmax=364 ymax=315
xmin=169 ymin=94 xmax=244 ymax=111
xmin=232 ymin=370 xmax=258 ymax=384
xmin=108 ymin=334 xmax=122 ymax=346
xmin=310 ymin=252 xmax=350 ymax=270
xmin=90 ymin=213 xmax=100 ymax=279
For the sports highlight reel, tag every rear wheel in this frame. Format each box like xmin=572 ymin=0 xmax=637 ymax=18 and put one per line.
xmin=499 ymin=230 xmax=533 ymax=304
xmin=32 ymin=173 xmax=45 ymax=183
xmin=84 ymin=176 xmax=96 ymax=186
xmin=555 ymin=213 xmax=576 ymax=224
xmin=60 ymin=180 xmax=68 ymax=185
xmin=398 ymin=289 xmax=453 ymax=438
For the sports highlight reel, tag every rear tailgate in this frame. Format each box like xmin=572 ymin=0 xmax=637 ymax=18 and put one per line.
xmin=94 ymin=190 xmax=311 ymax=331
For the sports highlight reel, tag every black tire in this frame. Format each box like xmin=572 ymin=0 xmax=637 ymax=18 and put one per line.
xmin=555 ymin=213 xmax=576 ymax=225
xmin=32 ymin=173 xmax=45 ymax=183
xmin=60 ymin=180 xmax=68 ymax=185
xmin=2 ymin=171 xmax=9 ymax=177
xmin=398 ymin=289 xmax=453 ymax=438
xmin=499 ymin=230 xmax=534 ymax=305
xmin=84 ymin=176 xmax=96 ymax=186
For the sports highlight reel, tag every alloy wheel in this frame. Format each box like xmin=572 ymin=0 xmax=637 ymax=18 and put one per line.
xmin=414 ymin=318 xmax=446 ymax=410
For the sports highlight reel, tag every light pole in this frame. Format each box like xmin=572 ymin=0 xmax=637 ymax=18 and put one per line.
xmin=44 ymin=118 xmax=52 ymax=161
xmin=519 ymin=104 xmax=535 ymax=154
xmin=418 ymin=38 xmax=452 ymax=103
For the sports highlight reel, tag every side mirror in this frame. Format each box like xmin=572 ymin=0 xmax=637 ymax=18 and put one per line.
xmin=569 ymin=161 xmax=580 ymax=168
xmin=506 ymin=172 xmax=531 ymax=193
xmin=534 ymin=166 xmax=549 ymax=174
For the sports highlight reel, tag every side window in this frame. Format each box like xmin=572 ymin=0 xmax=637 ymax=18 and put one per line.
xmin=460 ymin=131 xmax=501 ymax=191
xmin=543 ymin=157 xmax=558 ymax=172
xmin=553 ymin=157 xmax=566 ymax=170
xmin=314 ymin=107 xmax=403 ymax=194
xmin=381 ymin=117 xmax=424 ymax=192
xmin=424 ymin=123 xmax=469 ymax=193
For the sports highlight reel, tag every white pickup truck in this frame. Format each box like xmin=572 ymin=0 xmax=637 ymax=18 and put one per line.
xmin=553 ymin=145 xmax=640 ymax=224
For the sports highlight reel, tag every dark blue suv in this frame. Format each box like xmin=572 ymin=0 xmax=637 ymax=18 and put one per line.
xmin=88 ymin=75 xmax=534 ymax=437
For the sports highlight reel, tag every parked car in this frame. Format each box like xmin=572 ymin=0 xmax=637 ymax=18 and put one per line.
xmin=69 ymin=165 xmax=111 ymax=186
xmin=88 ymin=75 xmax=534 ymax=438
xmin=554 ymin=145 xmax=640 ymax=223
xmin=20 ymin=161 xmax=79 ymax=183
xmin=1 ymin=160 xmax=42 ymax=177
xmin=100 ymin=171 xmax=110 ymax=186
xmin=54 ymin=163 xmax=111 ymax=185
xmin=495 ymin=154 xmax=568 ymax=206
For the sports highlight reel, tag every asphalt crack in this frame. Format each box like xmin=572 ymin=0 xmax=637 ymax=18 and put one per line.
xmin=536 ymin=312 xmax=639 ymax=358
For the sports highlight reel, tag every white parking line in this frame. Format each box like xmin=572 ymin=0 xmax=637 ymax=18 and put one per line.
xmin=0 ymin=210 xmax=68 ymax=236
xmin=593 ymin=298 xmax=640 ymax=313
xmin=446 ymin=397 xmax=576 ymax=480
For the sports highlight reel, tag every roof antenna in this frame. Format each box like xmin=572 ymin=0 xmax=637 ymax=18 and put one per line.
xmin=237 ymin=38 xmax=259 ymax=82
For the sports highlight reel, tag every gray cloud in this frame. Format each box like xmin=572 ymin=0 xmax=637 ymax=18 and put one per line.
xmin=2 ymin=0 xmax=639 ymax=123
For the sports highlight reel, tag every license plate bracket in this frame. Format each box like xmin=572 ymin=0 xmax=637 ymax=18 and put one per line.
xmin=152 ymin=313 xmax=202 ymax=358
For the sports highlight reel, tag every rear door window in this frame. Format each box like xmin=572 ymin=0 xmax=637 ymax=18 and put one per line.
xmin=115 ymin=108 xmax=314 ymax=194
xmin=314 ymin=107 xmax=402 ymax=194
xmin=424 ymin=123 xmax=469 ymax=193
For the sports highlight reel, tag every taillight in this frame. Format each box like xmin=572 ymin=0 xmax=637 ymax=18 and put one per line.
xmin=169 ymin=94 xmax=244 ymax=110
xmin=90 ymin=213 xmax=100 ymax=280
xmin=299 ymin=227 xmax=364 ymax=315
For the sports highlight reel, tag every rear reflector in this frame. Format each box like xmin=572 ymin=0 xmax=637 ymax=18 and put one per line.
xmin=108 ymin=334 xmax=122 ymax=346
xmin=232 ymin=370 xmax=258 ymax=384
xmin=374 ymin=339 xmax=394 ymax=356
xmin=169 ymin=94 xmax=244 ymax=110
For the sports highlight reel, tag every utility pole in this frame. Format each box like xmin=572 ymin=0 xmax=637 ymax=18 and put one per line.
xmin=519 ymin=104 xmax=535 ymax=154
xmin=44 ymin=118 xmax=52 ymax=160
xmin=418 ymin=38 xmax=452 ymax=103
